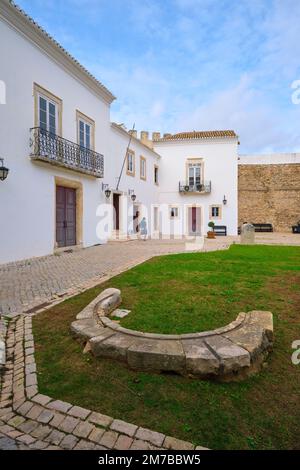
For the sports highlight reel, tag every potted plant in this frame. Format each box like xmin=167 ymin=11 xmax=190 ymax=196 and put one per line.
xmin=207 ymin=221 xmax=216 ymax=239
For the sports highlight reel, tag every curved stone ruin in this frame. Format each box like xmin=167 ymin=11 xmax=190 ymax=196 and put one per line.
xmin=71 ymin=288 xmax=274 ymax=381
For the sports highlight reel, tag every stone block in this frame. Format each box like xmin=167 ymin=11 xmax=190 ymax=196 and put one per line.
xmin=135 ymin=427 xmax=165 ymax=447
xmin=127 ymin=339 xmax=185 ymax=373
xmin=92 ymin=333 xmax=136 ymax=360
xmin=182 ymin=339 xmax=220 ymax=376
xmin=110 ymin=419 xmax=137 ymax=437
xmin=204 ymin=335 xmax=250 ymax=373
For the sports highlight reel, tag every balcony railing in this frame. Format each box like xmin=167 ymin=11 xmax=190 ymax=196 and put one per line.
xmin=30 ymin=127 xmax=104 ymax=178
xmin=179 ymin=181 xmax=211 ymax=194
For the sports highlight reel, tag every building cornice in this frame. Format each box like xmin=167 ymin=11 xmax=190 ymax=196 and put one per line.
xmin=1 ymin=1 xmax=116 ymax=104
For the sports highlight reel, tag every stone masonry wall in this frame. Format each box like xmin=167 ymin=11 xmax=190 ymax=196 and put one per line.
xmin=238 ymin=164 xmax=300 ymax=231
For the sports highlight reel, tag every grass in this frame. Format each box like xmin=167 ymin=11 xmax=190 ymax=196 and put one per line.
xmin=33 ymin=245 xmax=300 ymax=449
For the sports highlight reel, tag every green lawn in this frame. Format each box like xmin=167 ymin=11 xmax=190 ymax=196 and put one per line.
xmin=33 ymin=245 xmax=300 ymax=449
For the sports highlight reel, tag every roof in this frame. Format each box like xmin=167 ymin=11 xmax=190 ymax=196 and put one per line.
xmin=111 ymin=123 xmax=161 ymax=159
xmin=1 ymin=1 xmax=116 ymax=104
xmin=154 ymin=130 xmax=238 ymax=142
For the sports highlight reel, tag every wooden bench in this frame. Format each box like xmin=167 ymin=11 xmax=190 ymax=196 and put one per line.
xmin=238 ymin=223 xmax=273 ymax=234
xmin=214 ymin=225 xmax=227 ymax=236
xmin=252 ymin=223 xmax=273 ymax=232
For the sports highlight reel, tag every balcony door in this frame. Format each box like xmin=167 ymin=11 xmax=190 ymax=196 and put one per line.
xmin=56 ymin=186 xmax=76 ymax=248
xmin=38 ymin=94 xmax=58 ymax=135
xmin=188 ymin=162 xmax=201 ymax=189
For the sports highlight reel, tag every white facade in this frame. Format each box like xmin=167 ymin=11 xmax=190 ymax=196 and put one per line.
xmin=154 ymin=138 xmax=238 ymax=236
xmin=0 ymin=1 xmax=238 ymax=264
xmin=239 ymin=153 xmax=300 ymax=165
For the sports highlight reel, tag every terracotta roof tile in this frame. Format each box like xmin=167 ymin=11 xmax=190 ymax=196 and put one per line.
xmin=155 ymin=130 xmax=238 ymax=141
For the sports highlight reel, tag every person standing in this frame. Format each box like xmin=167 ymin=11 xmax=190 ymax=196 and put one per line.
xmin=139 ymin=217 xmax=148 ymax=241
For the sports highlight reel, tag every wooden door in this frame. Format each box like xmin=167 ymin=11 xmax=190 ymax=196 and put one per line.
xmin=56 ymin=186 xmax=76 ymax=247
xmin=113 ymin=193 xmax=120 ymax=230
xmin=188 ymin=207 xmax=201 ymax=235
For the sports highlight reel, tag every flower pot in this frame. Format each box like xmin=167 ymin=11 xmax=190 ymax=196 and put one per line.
xmin=207 ymin=231 xmax=215 ymax=239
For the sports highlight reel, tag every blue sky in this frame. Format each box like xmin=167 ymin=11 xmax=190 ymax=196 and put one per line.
xmin=17 ymin=0 xmax=300 ymax=153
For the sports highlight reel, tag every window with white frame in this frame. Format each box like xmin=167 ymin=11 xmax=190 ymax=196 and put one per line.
xmin=210 ymin=205 xmax=222 ymax=218
xmin=79 ymin=119 xmax=91 ymax=149
xmin=38 ymin=94 xmax=58 ymax=135
xmin=34 ymin=83 xmax=62 ymax=135
xmin=140 ymin=156 xmax=146 ymax=180
xmin=76 ymin=111 xmax=94 ymax=150
xmin=127 ymin=150 xmax=135 ymax=175
xmin=170 ymin=206 xmax=179 ymax=218
xmin=188 ymin=161 xmax=202 ymax=188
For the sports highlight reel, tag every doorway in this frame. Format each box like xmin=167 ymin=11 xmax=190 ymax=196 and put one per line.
xmin=133 ymin=204 xmax=140 ymax=233
xmin=188 ymin=206 xmax=201 ymax=236
xmin=113 ymin=193 xmax=120 ymax=231
xmin=56 ymin=186 xmax=76 ymax=247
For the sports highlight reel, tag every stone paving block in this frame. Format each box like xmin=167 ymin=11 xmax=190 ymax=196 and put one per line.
xmin=110 ymin=419 xmax=138 ymax=437
xmin=26 ymin=404 xmax=44 ymax=420
xmin=164 ymin=436 xmax=195 ymax=450
xmin=18 ymin=419 xmax=39 ymax=434
xmin=49 ymin=412 xmax=65 ymax=428
xmin=26 ymin=385 xmax=38 ymax=398
xmin=73 ymin=421 xmax=94 ymax=438
xmin=135 ymin=427 xmax=165 ymax=447
xmin=130 ymin=439 xmax=151 ymax=450
xmin=45 ymin=429 xmax=66 ymax=446
xmin=99 ymin=430 xmax=119 ymax=448
xmin=32 ymin=393 xmax=52 ymax=406
xmin=48 ymin=400 xmax=72 ymax=413
xmin=68 ymin=405 xmax=90 ymax=420
xmin=31 ymin=424 xmax=52 ymax=439
xmin=0 ymin=436 xmax=19 ymax=450
xmin=114 ymin=434 xmax=133 ymax=450
xmin=8 ymin=415 xmax=26 ymax=428
xmin=60 ymin=434 xmax=79 ymax=450
xmin=15 ymin=401 xmax=34 ymax=416
xmin=88 ymin=411 xmax=113 ymax=428
xmin=58 ymin=416 xmax=80 ymax=433
xmin=29 ymin=440 xmax=49 ymax=449
xmin=74 ymin=439 xmax=96 ymax=450
xmin=37 ymin=409 xmax=54 ymax=424
xmin=16 ymin=433 xmax=36 ymax=445
xmin=88 ymin=427 xmax=105 ymax=443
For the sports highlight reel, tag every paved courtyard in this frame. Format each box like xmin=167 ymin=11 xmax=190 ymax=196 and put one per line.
xmin=1 ymin=234 xmax=299 ymax=317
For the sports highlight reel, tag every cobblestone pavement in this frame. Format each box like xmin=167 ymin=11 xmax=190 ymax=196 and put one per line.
xmin=0 ymin=315 xmax=207 ymax=451
xmin=1 ymin=234 xmax=299 ymax=317
xmin=0 ymin=238 xmax=234 ymax=317
xmin=0 ymin=233 xmax=299 ymax=450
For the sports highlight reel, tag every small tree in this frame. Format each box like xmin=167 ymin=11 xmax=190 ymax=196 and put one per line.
xmin=208 ymin=221 xmax=215 ymax=231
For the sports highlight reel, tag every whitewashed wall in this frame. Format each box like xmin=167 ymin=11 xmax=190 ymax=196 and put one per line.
xmin=102 ymin=125 xmax=160 ymax=240
xmin=153 ymin=139 xmax=238 ymax=236
xmin=0 ymin=18 xmax=111 ymax=264
xmin=239 ymin=153 xmax=300 ymax=165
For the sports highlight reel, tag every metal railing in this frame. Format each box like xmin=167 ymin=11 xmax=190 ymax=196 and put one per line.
xmin=179 ymin=181 xmax=211 ymax=193
xmin=30 ymin=127 xmax=104 ymax=178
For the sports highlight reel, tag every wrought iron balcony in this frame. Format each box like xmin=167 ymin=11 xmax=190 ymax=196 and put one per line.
xmin=30 ymin=127 xmax=104 ymax=178
xmin=179 ymin=181 xmax=211 ymax=194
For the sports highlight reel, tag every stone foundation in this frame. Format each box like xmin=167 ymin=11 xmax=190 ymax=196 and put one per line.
xmin=71 ymin=289 xmax=274 ymax=381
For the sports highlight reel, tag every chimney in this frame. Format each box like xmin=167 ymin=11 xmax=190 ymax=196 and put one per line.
xmin=152 ymin=132 xmax=161 ymax=141
xmin=129 ymin=129 xmax=137 ymax=138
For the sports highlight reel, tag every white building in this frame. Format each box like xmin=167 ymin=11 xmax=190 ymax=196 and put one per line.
xmin=0 ymin=1 xmax=238 ymax=264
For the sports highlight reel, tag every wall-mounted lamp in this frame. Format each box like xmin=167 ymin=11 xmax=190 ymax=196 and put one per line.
xmin=128 ymin=189 xmax=136 ymax=202
xmin=223 ymin=195 xmax=227 ymax=205
xmin=102 ymin=182 xmax=111 ymax=199
xmin=0 ymin=158 xmax=9 ymax=181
